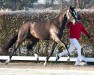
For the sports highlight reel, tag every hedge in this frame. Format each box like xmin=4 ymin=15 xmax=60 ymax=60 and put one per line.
xmin=0 ymin=9 xmax=94 ymax=57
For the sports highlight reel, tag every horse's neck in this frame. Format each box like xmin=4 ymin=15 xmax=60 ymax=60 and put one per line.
xmin=56 ymin=8 xmax=68 ymax=25
xmin=61 ymin=15 xmax=67 ymax=30
xmin=55 ymin=11 xmax=67 ymax=30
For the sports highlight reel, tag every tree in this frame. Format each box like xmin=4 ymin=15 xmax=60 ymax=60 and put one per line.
xmin=72 ymin=0 xmax=94 ymax=9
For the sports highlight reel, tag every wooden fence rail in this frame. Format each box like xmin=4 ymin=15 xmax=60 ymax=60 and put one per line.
xmin=0 ymin=56 xmax=94 ymax=62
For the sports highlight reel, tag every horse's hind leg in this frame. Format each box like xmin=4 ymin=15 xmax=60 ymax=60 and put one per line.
xmin=27 ymin=40 xmax=39 ymax=61
xmin=5 ymin=46 xmax=17 ymax=64
xmin=5 ymin=30 xmax=28 ymax=64
xmin=44 ymin=42 xmax=57 ymax=66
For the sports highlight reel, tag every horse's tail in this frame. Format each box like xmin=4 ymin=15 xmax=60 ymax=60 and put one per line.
xmin=0 ymin=34 xmax=18 ymax=54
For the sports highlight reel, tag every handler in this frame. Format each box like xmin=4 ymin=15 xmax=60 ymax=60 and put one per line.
xmin=56 ymin=8 xmax=91 ymax=66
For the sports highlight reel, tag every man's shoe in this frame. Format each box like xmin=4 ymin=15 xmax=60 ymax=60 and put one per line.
xmin=75 ymin=61 xmax=87 ymax=66
xmin=56 ymin=55 xmax=60 ymax=61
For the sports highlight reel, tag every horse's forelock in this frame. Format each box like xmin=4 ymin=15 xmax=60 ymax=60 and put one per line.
xmin=66 ymin=7 xmax=79 ymax=23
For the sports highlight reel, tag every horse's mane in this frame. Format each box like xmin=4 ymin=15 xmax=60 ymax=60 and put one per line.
xmin=56 ymin=7 xmax=68 ymax=19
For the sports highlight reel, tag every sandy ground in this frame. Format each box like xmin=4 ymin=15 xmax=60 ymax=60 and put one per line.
xmin=0 ymin=62 xmax=94 ymax=71
xmin=0 ymin=62 xmax=94 ymax=75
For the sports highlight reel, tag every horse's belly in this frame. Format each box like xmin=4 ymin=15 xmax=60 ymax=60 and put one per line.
xmin=31 ymin=30 xmax=50 ymax=40
xmin=30 ymin=22 xmax=50 ymax=40
xmin=38 ymin=33 xmax=50 ymax=40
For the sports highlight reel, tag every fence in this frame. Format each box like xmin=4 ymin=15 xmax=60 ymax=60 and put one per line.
xmin=0 ymin=56 xmax=94 ymax=63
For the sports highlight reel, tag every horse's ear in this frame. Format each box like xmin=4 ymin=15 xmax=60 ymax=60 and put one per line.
xmin=70 ymin=6 xmax=75 ymax=11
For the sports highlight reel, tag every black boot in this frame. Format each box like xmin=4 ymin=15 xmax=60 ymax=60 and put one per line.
xmin=56 ymin=55 xmax=60 ymax=61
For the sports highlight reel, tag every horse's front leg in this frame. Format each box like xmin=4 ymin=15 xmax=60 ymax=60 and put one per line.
xmin=58 ymin=40 xmax=70 ymax=62
xmin=61 ymin=41 xmax=70 ymax=62
xmin=51 ymin=33 xmax=70 ymax=62
xmin=44 ymin=42 xmax=57 ymax=66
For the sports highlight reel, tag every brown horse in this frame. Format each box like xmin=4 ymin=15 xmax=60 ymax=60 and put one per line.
xmin=0 ymin=6 xmax=79 ymax=65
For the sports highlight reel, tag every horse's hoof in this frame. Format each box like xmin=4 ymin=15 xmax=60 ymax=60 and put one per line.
xmin=43 ymin=62 xmax=47 ymax=66
xmin=67 ymin=56 xmax=70 ymax=62
xmin=34 ymin=54 xmax=39 ymax=61
xmin=67 ymin=58 xmax=70 ymax=62
xmin=5 ymin=60 xmax=10 ymax=65
xmin=37 ymin=58 xmax=39 ymax=61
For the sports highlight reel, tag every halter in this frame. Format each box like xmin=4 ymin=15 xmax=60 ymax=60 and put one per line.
xmin=66 ymin=7 xmax=79 ymax=23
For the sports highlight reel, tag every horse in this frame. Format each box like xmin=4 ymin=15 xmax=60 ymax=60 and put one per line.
xmin=0 ymin=6 xmax=79 ymax=65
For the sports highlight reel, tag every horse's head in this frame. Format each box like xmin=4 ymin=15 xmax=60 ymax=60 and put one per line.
xmin=66 ymin=6 xmax=81 ymax=24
